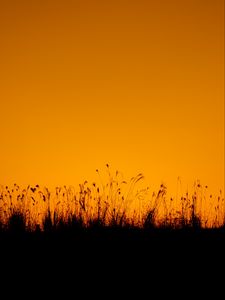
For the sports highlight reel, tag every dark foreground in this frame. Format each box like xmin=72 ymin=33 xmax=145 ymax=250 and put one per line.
xmin=0 ymin=227 xmax=224 ymax=296
xmin=1 ymin=227 xmax=224 ymax=265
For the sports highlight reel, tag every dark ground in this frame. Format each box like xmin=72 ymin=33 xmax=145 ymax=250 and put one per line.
xmin=1 ymin=227 xmax=224 ymax=267
xmin=0 ymin=227 xmax=224 ymax=296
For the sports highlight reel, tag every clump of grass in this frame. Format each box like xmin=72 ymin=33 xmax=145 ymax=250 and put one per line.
xmin=0 ymin=166 xmax=224 ymax=232
xmin=7 ymin=210 xmax=26 ymax=233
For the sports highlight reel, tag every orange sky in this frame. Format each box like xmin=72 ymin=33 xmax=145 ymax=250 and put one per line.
xmin=0 ymin=0 xmax=224 ymax=194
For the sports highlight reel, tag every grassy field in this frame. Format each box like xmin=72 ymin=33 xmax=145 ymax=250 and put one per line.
xmin=0 ymin=167 xmax=224 ymax=263
xmin=0 ymin=167 xmax=224 ymax=233
xmin=0 ymin=169 xmax=224 ymax=292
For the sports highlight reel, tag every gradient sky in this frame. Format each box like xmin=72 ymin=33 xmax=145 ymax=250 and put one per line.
xmin=0 ymin=0 xmax=224 ymax=194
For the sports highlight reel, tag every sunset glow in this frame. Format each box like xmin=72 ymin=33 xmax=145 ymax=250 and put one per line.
xmin=0 ymin=0 xmax=224 ymax=197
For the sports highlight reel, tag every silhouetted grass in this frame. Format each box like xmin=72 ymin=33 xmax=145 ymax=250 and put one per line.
xmin=0 ymin=169 xmax=224 ymax=291
xmin=0 ymin=166 xmax=224 ymax=236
